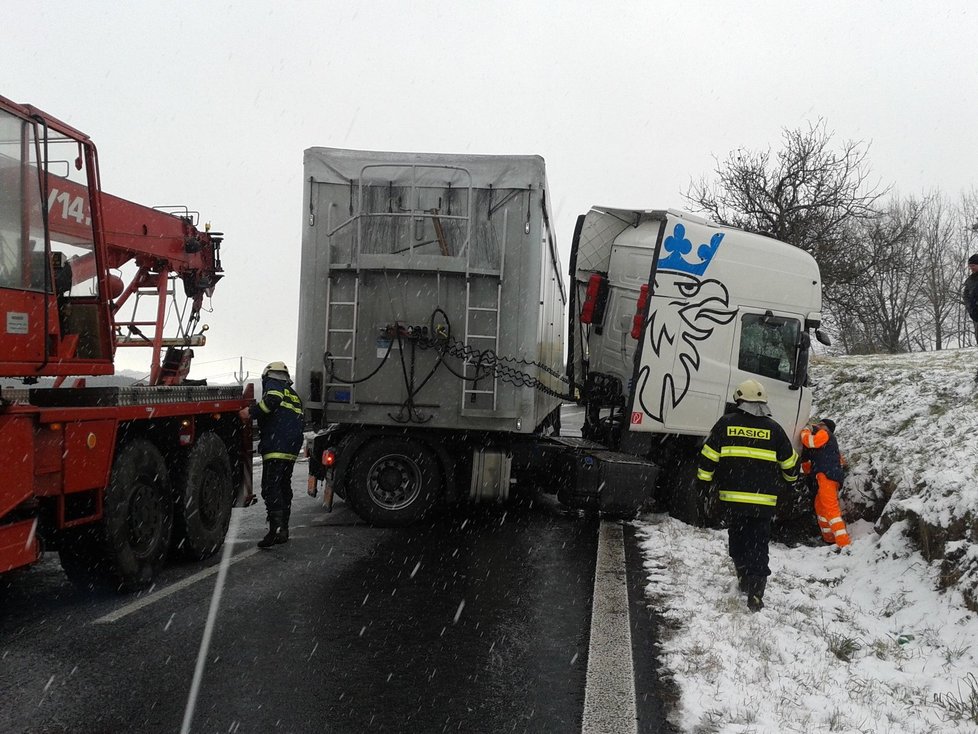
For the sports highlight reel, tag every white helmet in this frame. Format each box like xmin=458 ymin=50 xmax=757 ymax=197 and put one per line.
xmin=263 ymin=361 xmax=291 ymax=381
xmin=733 ymin=378 xmax=767 ymax=404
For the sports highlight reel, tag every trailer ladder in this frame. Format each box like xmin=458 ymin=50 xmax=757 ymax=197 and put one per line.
xmin=460 ymin=209 xmax=509 ymax=413
xmin=323 ymin=272 xmax=360 ymax=409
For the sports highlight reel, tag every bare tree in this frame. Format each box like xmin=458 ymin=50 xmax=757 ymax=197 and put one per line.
xmin=832 ymin=198 xmax=925 ymax=353
xmin=916 ymin=193 xmax=962 ymax=350
xmin=684 ymin=119 xmax=887 ymax=299
xmin=956 ymin=189 xmax=978 ymax=347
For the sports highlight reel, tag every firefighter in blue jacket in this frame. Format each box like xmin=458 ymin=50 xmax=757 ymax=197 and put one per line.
xmin=697 ymin=378 xmax=799 ymax=612
xmin=239 ymin=361 xmax=304 ymax=549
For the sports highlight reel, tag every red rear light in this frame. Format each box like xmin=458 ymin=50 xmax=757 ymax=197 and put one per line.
xmin=322 ymin=449 xmax=336 ymax=467
xmin=636 ymin=283 xmax=649 ymax=312
xmin=630 ymin=284 xmax=650 ymax=340
xmin=580 ymin=273 xmax=609 ymax=327
xmin=179 ymin=417 xmax=195 ymax=446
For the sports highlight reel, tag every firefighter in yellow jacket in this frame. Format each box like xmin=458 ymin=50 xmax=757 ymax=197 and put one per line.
xmin=697 ymin=379 xmax=799 ymax=612
xmin=239 ymin=361 xmax=305 ymax=549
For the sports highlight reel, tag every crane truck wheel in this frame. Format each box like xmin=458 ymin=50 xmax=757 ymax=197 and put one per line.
xmin=60 ymin=440 xmax=173 ymax=591
xmin=172 ymin=432 xmax=234 ymax=561
xmin=348 ymin=438 xmax=441 ymax=527
xmin=103 ymin=439 xmax=173 ymax=590
xmin=57 ymin=526 xmax=106 ymax=590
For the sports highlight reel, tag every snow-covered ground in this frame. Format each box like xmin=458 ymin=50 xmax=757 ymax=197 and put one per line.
xmin=637 ymin=516 xmax=978 ymax=733
xmin=635 ymin=348 xmax=978 ymax=733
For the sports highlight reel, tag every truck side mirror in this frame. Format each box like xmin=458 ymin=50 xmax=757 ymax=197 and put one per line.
xmin=815 ymin=329 xmax=832 ymax=346
xmin=790 ymin=332 xmax=811 ymax=391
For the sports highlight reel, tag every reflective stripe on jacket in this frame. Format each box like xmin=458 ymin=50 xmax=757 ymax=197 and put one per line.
xmin=249 ymin=377 xmax=304 ymax=460
xmin=697 ymin=409 xmax=798 ymax=518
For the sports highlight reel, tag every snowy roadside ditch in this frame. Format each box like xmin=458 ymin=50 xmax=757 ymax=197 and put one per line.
xmin=811 ymin=349 xmax=978 ymax=612
xmin=635 ymin=515 xmax=978 ymax=733
xmin=633 ymin=347 xmax=978 ymax=733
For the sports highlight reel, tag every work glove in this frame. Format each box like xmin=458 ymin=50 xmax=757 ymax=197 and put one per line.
xmin=696 ymin=479 xmax=711 ymax=498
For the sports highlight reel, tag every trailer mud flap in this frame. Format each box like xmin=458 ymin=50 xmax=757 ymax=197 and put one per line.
xmin=556 ymin=450 xmax=659 ymax=517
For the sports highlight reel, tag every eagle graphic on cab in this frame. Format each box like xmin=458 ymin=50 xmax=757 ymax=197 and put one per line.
xmin=635 ymin=222 xmax=738 ymax=423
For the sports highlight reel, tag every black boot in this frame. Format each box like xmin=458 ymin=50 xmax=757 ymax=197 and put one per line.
xmin=258 ymin=511 xmax=285 ymax=549
xmin=277 ymin=508 xmax=290 ymax=545
xmin=746 ymin=576 xmax=767 ymax=612
xmin=735 ymin=567 xmax=748 ymax=594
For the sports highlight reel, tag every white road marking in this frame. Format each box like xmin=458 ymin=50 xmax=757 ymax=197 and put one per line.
xmin=180 ymin=509 xmax=246 ymax=734
xmin=582 ymin=521 xmax=638 ymax=734
xmin=92 ymin=546 xmax=259 ymax=625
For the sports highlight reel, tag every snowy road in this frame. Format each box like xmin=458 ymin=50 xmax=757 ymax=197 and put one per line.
xmin=0 ymin=460 xmax=673 ymax=733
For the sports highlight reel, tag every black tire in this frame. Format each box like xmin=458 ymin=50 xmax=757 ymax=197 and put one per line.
xmin=59 ymin=439 xmax=173 ymax=591
xmin=57 ymin=526 xmax=105 ymax=588
xmin=348 ymin=438 xmax=440 ymax=527
xmin=666 ymin=456 xmax=708 ymax=527
xmin=172 ymin=432 xmax=233 ymax=560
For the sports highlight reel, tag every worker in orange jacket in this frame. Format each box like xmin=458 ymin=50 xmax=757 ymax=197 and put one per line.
xmin=800 ymin=418 xmax=850 ymax=548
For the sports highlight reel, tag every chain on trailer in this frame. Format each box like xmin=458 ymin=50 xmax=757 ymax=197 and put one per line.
xmin=322 ymin=308 xmax=577 ymax=412
xmin=418 ymin=328 xmax=573 ymax=400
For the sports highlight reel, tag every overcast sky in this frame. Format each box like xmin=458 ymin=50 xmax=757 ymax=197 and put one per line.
xmin=4 ymin=1 xmax=976 ymax=381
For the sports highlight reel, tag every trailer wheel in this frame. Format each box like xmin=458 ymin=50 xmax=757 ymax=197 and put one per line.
xmin=173 ymin=432 xmax=233 ymax=560
xmin=349 ymin=438 xmax=440 ymax=527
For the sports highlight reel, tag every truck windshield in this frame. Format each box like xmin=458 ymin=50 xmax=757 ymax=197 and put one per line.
xmin=737 ymin=313 xmax=801 ymax=383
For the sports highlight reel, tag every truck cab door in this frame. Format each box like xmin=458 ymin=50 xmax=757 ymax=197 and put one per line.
xmin=727 ymin=310 xmax=811 ymax=445
xmin=0 ymin=107 xmax=49 ymax=368
xmin=0 ymin=101 xmax=112 ymax=376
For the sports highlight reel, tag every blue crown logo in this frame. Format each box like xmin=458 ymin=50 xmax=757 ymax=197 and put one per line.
xmin=657 ymin=223 xmax=723 ymax=276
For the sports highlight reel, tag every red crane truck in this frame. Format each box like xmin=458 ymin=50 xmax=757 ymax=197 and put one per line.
xmin=0 ymin=94 xmax=252 ymax=590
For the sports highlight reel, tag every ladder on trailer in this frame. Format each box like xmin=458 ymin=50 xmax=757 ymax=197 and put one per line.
xmin=460 ymin=208 xmax=509 ymax=414
xmin=321 ymin=198 xmax=362 ymax=409
xmin=323 ymin=274 xmax=359 ymax=408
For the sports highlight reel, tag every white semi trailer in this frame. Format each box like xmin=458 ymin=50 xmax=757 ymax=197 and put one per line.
xmin=298 ymin=148 xmax=826 ymax=527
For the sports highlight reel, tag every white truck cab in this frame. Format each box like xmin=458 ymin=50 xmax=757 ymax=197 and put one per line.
xmin=570 ymin=207 xmax=823 ymax=456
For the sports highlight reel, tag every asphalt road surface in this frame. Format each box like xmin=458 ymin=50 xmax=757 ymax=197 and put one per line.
xmin=1 ymin=455 xmax=675 ymax=733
